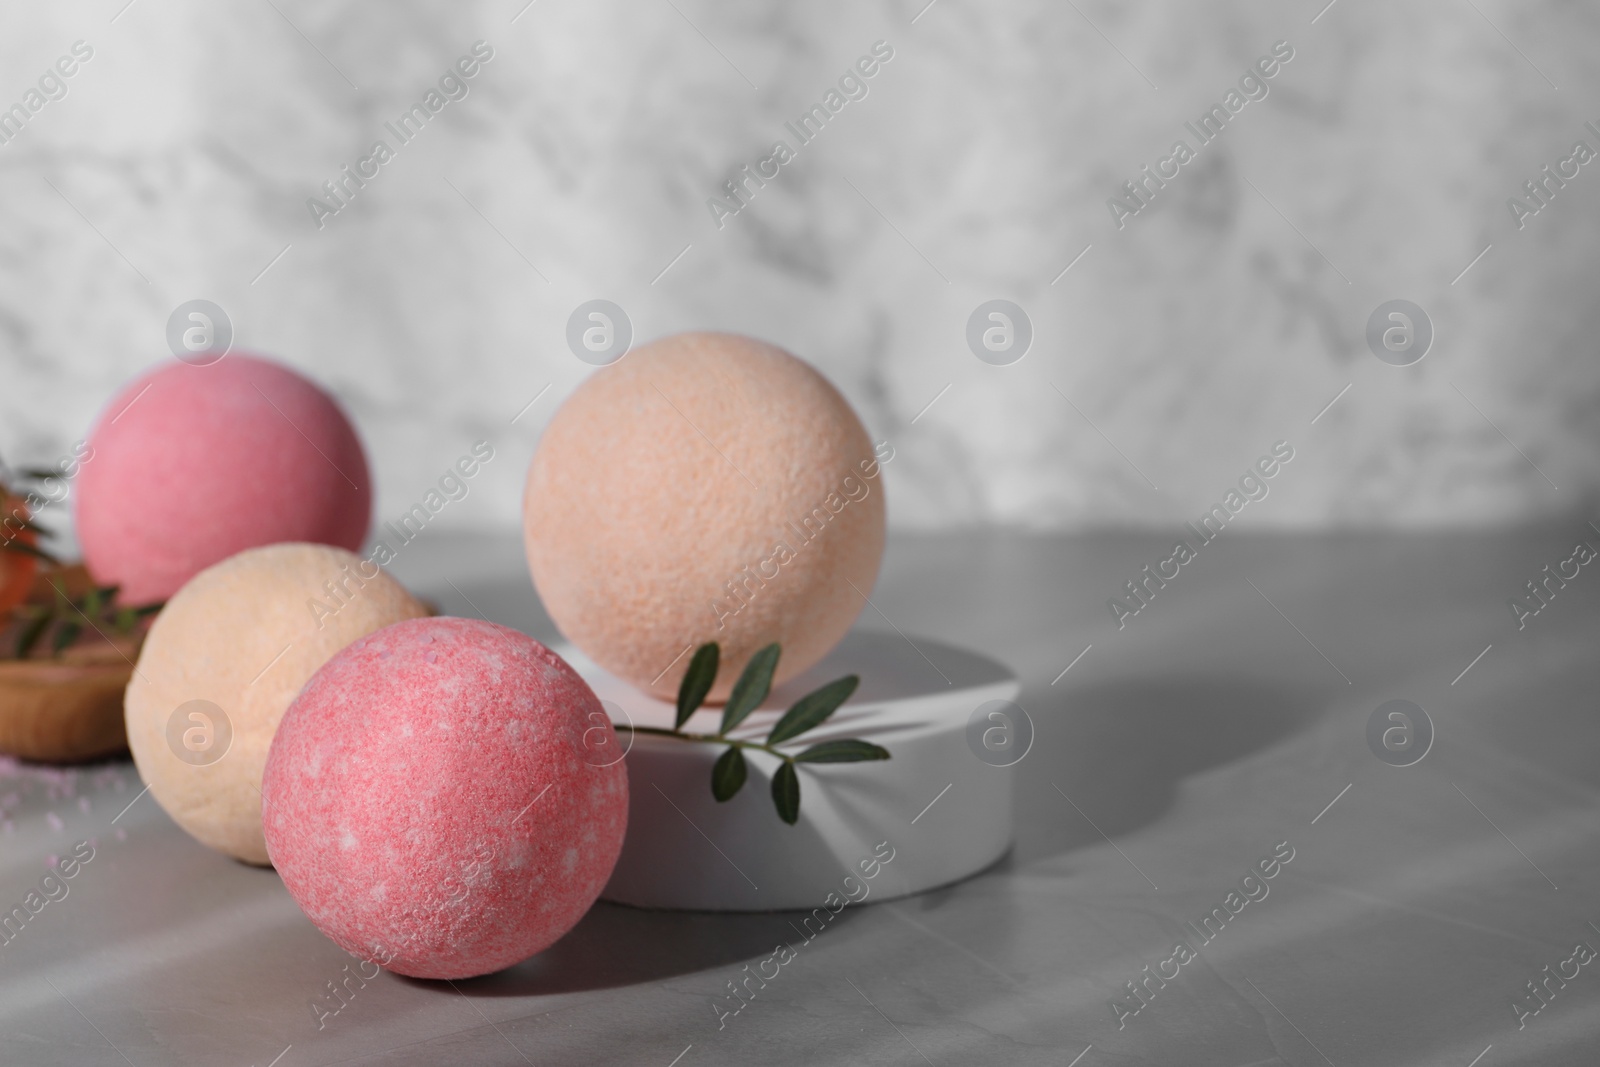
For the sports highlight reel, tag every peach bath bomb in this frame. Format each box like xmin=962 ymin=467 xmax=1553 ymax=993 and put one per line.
xmin=524 ymin=331 xmax=888 ymax=703
xmin=125 ymin=543 xmax=428 ymax=864
xmin=261 ymin=617 xmax=628 ymax=980
xmin=76 ymin=354 xmax=371 ymax=605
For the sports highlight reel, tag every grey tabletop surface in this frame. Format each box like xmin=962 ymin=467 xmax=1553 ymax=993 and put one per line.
xmin=2 ymin=525 xmax=1598 ymax=1067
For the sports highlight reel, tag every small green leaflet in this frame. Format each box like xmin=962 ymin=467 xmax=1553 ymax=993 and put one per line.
xmin=794 ymin=739 xmax=890 ymax=763
xmin=770 ymin=760 xmax=800 ymax=825
xmin=767 ymin=675 xmax=859 ymax=746
xmin=720 ymin=642 xmax=779 ymax=735
xmin=675 ymin=642 xmax=719 ymax=728
xmin=711 ymin=746 xmax=747 ymax=801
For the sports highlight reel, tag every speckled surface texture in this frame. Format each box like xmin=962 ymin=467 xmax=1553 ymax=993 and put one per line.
xmin=125 ymin=543 xmax=427 ymax=863
xmin=524 ymin=332 xmax=886 ymax=702
xmin=261 ymin=616 xmax=628 ymax=980
xmin=75 ymin=355 xmax=371 ymax=605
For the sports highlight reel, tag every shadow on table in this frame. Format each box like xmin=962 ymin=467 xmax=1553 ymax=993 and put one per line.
xmin=1011 ymin=675 xmax=1327 ymax=867
xmin=433 ymin=900 xmax=860 ymax=998
xmin=443 ymin=675 xmax=1323 ymax=997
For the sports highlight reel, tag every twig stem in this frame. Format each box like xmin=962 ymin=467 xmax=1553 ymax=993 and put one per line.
xmin=617 ymin=723 xmax=791 ymax=760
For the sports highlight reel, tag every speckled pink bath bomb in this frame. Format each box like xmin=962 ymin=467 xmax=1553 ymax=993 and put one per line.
xmin=77 ymin=354 xmax=371 ymax=605
xmin=261 ymin=617 xmax=628 ymax=980
xmin=524 ymin=332 xmax=887 ymax=703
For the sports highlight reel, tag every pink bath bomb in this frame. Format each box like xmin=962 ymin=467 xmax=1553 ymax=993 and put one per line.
xmin=76 ymin=354 xmax=370 ymax=605
xmin=261 ymin=617 xmax=628 ymax=980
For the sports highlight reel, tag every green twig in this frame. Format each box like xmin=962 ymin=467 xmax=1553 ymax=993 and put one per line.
xmin=650 ymin=641 xmax=887 ymax=824
xmin=617 ymin=722 xmax=795 ymax=761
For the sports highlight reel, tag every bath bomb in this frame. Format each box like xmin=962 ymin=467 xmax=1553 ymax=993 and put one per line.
xmin=77 ymin=354 xmax=371 ymax=605
xmin=125 ymin=543 xmax=427 ymax=863
xmin=261 ymin=617 xmax=628 ymax=980
xmin=525 ymin=332 xmax=887 ymax=703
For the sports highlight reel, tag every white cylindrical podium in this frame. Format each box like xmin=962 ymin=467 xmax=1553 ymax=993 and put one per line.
xmin=560 ymin=631 xmax=1021 ymax=912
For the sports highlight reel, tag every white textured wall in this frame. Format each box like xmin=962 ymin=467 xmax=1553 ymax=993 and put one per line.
xmin=2 ymin=0 xmax=1597 ymax=536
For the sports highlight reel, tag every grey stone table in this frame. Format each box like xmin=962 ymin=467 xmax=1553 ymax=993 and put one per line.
xmin=2 ymin=526 xmax=1598 ymax=1066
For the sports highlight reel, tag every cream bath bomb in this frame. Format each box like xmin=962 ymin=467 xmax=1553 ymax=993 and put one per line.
xmin=261 ymin=617 xmax=628 ymax=980
xmin=77 ymin=354 xmax=371 ymax=605
xmin=125 ymin=543 xmax=427 ymax=864
xmin=524 ymin=332 xmax=887 ymax=702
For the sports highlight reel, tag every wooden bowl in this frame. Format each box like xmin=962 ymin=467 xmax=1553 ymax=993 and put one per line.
xmin=0 ymin=564 xmax=144 ymax=763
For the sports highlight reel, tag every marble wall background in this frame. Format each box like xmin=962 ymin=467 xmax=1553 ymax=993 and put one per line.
xmin=2 ymin=0 xmax=1597 ymax=536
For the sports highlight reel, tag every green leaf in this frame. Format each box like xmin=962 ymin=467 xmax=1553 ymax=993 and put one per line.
xmin=82 ymin=588 xmax=102 ymax=619
xmin=720 ymin=643 xmax=780 ymax=735
xmin=15 ymin=613 xmax=51 ymax=658
xmin=770 ymin=759 xmax=800 ymax=825
xmin=675 ymin=643 xmax=719 ymax=729
xmin=51 ymin=619 xmax=81 ymax=656
xmin=766 ymin=675 xmax=859 ymax=746
xmin=113 ymin=607 xmax=136 ymax=634
xmin=794 ymin=739 xmax=891 ymax=763
xmin=0 ymin=539 xmax=59 ymax=564
xmin=133 ymin=602 xmax=165 ymax=617
xmin=711 ymin=746 xmax=747 ymax=802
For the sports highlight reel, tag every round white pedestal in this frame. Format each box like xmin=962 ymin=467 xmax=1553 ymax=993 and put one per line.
xmin=559 ymin=631 xmax=1020 ymax=912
